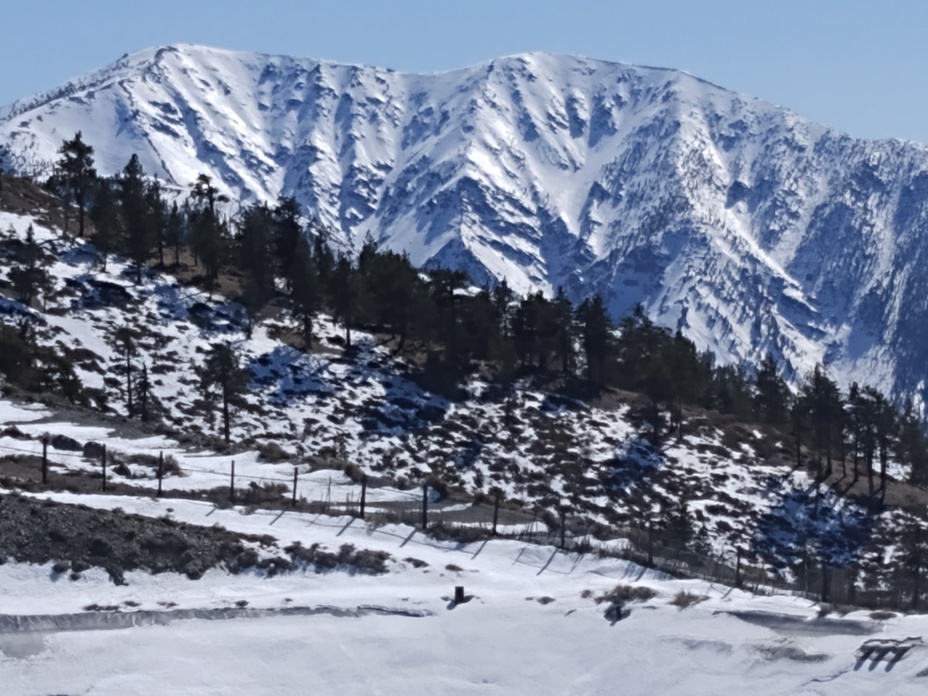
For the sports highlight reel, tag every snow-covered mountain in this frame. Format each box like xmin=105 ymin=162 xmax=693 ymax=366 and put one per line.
xmin=3 ymin=44 xmax=928 ymax=402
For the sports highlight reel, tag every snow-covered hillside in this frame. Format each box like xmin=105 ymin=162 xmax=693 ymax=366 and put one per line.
xmin=3 ymin=204 xmax=928 ymax=693
xmin=0 ymin=206 xmax=921 ymax=588
xmin=4 ymin=45 xmax=928 ymax=403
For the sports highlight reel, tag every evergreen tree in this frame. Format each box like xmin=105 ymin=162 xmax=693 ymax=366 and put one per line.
xmin=0 ymin=143 xmax=9 ymax=193
xmin=290 ymin=237 xmax=321 ymax=347
xmin=120 ymin=155 xmax=152 ymax=284
xmin=800 ymin=365 xmax=843 ymax=477
xmin=551 ymin=288 xmax=575 ymax=376
xmin=110 ymin=326 xmax=138 ymax=416
xmin=56 ymin=132 xmax=97 ymax=237
xmin=330 ymin=254 xmax=361 ymax=348
xmin=137 ymin=362 xmax=152 ymax=422
xmin=164 ymin=201 xmax=186 ymax=266
xmin=898 ymin=399 xmax=928 ymax=485
xmin=575 ymin=295 xmax=612 ymax=389
xmin=188 ymin=174 xmax=228 ymax=293
xmin=753 ymin=353 xmax=790 ymax=426
xmin=9 ymin=224 xmax=51 ymax=307
xmin=197 ymin=343 xmax=249 ymax=444
xmin=272 ymin=197 xmax=303 ymax=288
xmin=236 ymin=204 xmax=276 ymax=338
xmin=146 ymin=178 xmax=168 ymax=267
xmin=89 ymin=179 xmax=123 ymax=271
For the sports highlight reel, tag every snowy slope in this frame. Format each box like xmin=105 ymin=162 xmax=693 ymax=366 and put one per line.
xmin=1 ymin=487 xmax=928 ymax=695
xmin=4 ymin=44 xmax=928 ymax=403
xmin=0 ymin=208 xmax=916 ymax=586
xmin=3 ymin=208 xmax=928 ymax=693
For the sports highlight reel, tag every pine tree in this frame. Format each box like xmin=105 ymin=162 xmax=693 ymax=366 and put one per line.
xmin=188 ymin=174 xmax=228 ymax=293
xmin=754 ymin=353 xmax=790 ymax=426
xmin=236 ymin=204 xmax=276 ymax=337
xmin=164 ymin=201 xmax=186 ymax=266
xmin=146 ymin=178 xmax=168 ymax=267
xmin=273 ymin=197 xmax=302 ymax=288
xmin=120 ymin=155 xmax=152 ymax=284
xmin=330 ymin=254 xmax=361 ymax=348
xmin=57 ymin=132 xmax=96 ymax=237
xmin=290 ymin=237 xmax=321 ymax=347
xmin=111 ymin=326 xmax=138 ymax=416
xmin=576 ymin=295 xmax=612 ymax=389
xmin=89 ymin=179 xmax=123 ymax=271
xmin=9 ymin=225 xmax=51 ymax=307
xmin=198 ymin=343 xmax=249 ymax=444
xmin=0 ymin=143 xmax=9 ymax=193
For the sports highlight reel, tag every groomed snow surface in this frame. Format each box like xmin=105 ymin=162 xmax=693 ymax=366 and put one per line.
xmin=2 ymin=489 xmax=928 ymax=695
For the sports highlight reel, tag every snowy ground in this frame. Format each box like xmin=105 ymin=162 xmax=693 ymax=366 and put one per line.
xmin=1 ymin=490 xmax=928 ymax=695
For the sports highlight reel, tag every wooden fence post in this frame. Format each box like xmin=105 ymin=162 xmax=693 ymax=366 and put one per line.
xmin=821 ymin=562 xmax=831 ymax=604
xmin=292 ymin=468 xmax=298 ymax=507
xmin=647 ymin=519 xmax=654 ymax=566
xmin=421 ymin=484 xmax=429 ymax=530
xmin=101 ymin=444 xmax=107 ymax=492
xmin=735 ymin=548 xmax=742 ymax=588
xmin=359 ymin=474 xmax=367 ymax=520
xmin=157 ymin=451 xmax=164 ymax=497
xmin=559 ymin=509 xmax=566 ymax=549
xmin=492 ymin=495 xmax=500 ymax=536
xmin=229 ymin=460 xmax=236 ymax=503
xmin=41 ymin=436 xmax=48 ymax=485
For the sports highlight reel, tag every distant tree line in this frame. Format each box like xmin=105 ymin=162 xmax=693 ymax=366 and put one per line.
xmin=3 ymin=131 xmax=928 ymax=482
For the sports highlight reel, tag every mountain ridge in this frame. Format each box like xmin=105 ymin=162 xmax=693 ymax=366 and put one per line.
xmin=4 ymin=44 xmax=928 ymax=405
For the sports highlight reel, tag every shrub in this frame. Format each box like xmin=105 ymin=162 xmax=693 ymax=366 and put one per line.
xmin=669 ymin=591 xmax=708 ymax=609
xmin=595 ymin=584 xmax=657 ymax=605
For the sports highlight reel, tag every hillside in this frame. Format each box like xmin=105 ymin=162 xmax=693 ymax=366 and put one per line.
xmin=0 ymin=178 xmax=925 ymax=593
xmin=5 ymin=45 xmax=928 ymax=407
xmin=3 ymin=177 xmax=928 ymax=692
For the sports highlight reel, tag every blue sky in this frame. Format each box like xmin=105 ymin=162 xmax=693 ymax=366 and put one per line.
xmin=3 ymin=0 xmax=927 ymax=143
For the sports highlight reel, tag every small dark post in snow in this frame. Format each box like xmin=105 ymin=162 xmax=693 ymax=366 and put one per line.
xmin=559 ymin=509 xmax=566 ymax=549
xmin=647 ymin=518 xmax=654 ymax=566
xmin=359 ymin=474 xmax=367 ymax=520
xmin=229 ymin=460 xmax=236 ymax=503
xmin=157 ymin=451 xmax=164 ymax=497
xmin=101 ymin=444 xmax=107 ymax=492
xmin=292 ymin=468 xmax=298 ymax=507
xmin=821 ymin=562 xmax=831 ymax=603
xmin=735 ymin=548 xmax=742 ymax=588
xmin=421 ymin=484 xmax=429 ymax=530
xmin=41 ymin=436 xmax=48 ymax=485
xmin=492 ymin=495 xmax=500 ymax=536
xmin=454 ymin=586 xmax=465 ymax=605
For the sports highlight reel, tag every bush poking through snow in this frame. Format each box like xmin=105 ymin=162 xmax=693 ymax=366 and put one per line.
xmin=669 ymin=591 xmax=708 ymax=609
xmin=594 ymin=585 xmax=658 ymax=605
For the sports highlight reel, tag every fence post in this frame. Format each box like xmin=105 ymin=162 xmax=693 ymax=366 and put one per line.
xmin=647 ymin=519 xmax=654 ymax=566
xmin=229 ymin=460 xmax=235 ymax=503
xmin=559 ymin=509 xmax=566 ymax=549
xmin=359 ymin=474 xmax=367 ymax=520
xmin=292 ymin=468 xmax=298 ymax=507
xmin=735 ymin=548 xmax=742 ymax=588
xmin=157 ymin=451 xmax=163 ymax=497
xmin=492 ymin=495 xmax=500 ymax=536
xmin=41 ymin=436 xmax=48 ymax=485
xmin=101 ymin=444 xmax=107 ymax=492
xmin=421 ymin=484 xmax=429 ymax=530
xmin=821 ymin=562 xmax=831 ymax=604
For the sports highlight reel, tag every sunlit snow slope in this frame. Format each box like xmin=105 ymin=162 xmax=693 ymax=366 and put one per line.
xmin=4 ymin=44 xmax=928 ymax=401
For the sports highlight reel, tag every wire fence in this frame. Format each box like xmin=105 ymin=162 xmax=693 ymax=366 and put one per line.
xmin=0 ymin=436 xmax=926 ymax=612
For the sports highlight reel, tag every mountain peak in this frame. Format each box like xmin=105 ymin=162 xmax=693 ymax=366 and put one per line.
xmin=3 ymin=47 xmax=928 ymax=404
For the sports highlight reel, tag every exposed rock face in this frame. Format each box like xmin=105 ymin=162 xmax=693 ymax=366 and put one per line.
xmin=5 ymin=45 xmax=928 ymax=401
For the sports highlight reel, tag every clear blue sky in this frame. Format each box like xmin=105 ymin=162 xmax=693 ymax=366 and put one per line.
xmin=2 ymin=0 xmax=927 ymax=143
